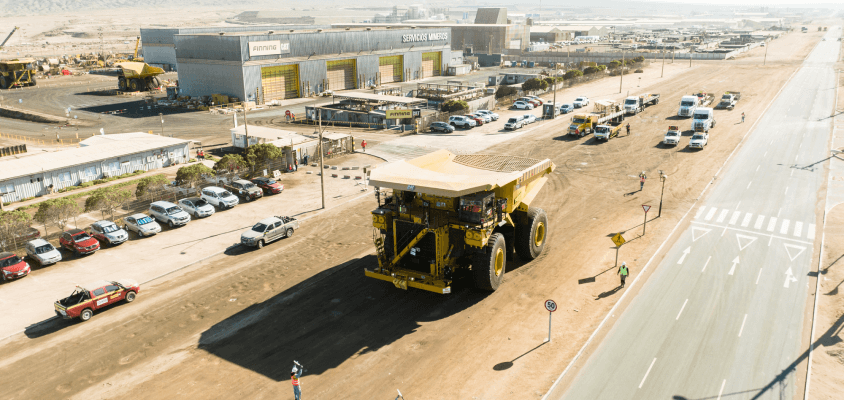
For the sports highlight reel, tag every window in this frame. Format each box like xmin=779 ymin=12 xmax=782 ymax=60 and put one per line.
xmin=0 ymin=184 xmax=13 ymax=194
xmin=58 ymin=172 xmax=71 ymax=182
xmin=30 ymin=177 xmax=42 ymax=184
xmin=83 ymin=166 xmax=97 ymax=179
xmin=92 ymin=288 xmax=106 ymax=297
xmin=108 ymin=162 xmax=120 ymax=172
xmin=105 ymin=285 xmax=119 ymax=293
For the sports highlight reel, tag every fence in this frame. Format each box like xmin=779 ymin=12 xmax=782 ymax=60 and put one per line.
xmin=0 ymin=144 xmax=26 ymax=157
xmin=0 ymin=132 xmax=83 ymax=147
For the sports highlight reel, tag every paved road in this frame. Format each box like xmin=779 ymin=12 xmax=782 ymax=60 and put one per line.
xmin=556 ymin=29 xmax=841 ymax=400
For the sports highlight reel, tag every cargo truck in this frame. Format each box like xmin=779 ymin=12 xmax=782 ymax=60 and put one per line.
xmin=366 ymin=149 xmax=555 ymax=293
xmin=677 ymin=93 xmax=713 ymax=117
xmin=716 ymin=91 xmax=741 ymax=110
xmin=568 ymin=100 xmax=625 ymax=137
xmin=623 ymin=93 xmax=660 ymax=115
xmin=542 ymin=102 xmax=560 ymax=119
xmin=594 ymin=124 xmax=622 ymax=141
xmin=692 ymin=108 xmax=715 ymax=132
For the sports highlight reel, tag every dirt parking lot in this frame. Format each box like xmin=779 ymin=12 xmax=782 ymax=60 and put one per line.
xmin=0 ymin=28 xmax=837 ymax=400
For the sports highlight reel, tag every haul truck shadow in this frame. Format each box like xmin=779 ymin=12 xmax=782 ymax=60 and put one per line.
xmin=197 ymin=254 xmax=486 ymax=380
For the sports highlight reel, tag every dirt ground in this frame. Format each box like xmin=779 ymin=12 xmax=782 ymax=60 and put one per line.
xmin=0 ymin=28 xmax=835 ymax=400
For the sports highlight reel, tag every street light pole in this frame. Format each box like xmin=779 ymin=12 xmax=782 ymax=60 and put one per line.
xmin=159 ymin=113 xmax=164 ymax=136
xmin=619 ymin=50 xmax=624 ymax=93
xmin=763 ymin=40 xmax=769 ymax=66
xmin=661 ymin=47 xmax=665 ymax=78
xmin=318 ymin=109 xmax=326 ymax=209
xmin=658 ymin=170 xmax=667 ymax=217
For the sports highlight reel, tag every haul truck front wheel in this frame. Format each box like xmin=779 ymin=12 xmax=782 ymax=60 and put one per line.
xmin=474 ymin=233 xmax=506 ymax=291
xmin=515 ymin=207 xmax=548 ymax=261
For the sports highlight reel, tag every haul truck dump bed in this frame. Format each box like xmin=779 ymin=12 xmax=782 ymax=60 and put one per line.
xmin=367 ymin=149 xmax=555 ymax=294
xmin=115 ymin=61 xmax=164 ymax=92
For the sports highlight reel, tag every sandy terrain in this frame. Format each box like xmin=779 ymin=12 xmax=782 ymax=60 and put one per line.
xmin=0 ymin=27 xmax=836 ymax=400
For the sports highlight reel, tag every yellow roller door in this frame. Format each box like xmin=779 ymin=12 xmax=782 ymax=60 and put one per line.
xmin=421 ymin=51 xmax=441 ymax=78
xmin=326 ymin=59 xmax=356 ymax=90
xmin=379 ymin=55 xmax=403 ymax=84
xmin=262 ymin=64 xmax=300 ymax=101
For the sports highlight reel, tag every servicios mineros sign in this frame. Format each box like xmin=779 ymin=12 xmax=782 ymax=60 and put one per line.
xmin=401 ymin=32 xmax=448 ymax=43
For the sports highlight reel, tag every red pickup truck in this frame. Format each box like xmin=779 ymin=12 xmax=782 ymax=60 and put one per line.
xmin=54 ymin=279 xmax=140 ymax=321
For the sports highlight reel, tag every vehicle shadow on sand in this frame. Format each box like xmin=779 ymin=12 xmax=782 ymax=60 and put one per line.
xmin=197 ymin=254 xmax=496 ymax=380
xmin=23 ymin=300 xmax=132 ymax=339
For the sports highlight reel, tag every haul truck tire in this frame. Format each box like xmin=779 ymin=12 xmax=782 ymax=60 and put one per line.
xmin=473 ymin=233 xmax=506 ymax=291
xmin=129 ymin=78 xmax=141 ymax=91
xmin=0 ymin=76 xmax=6 ymax=89
xmin=28 ymin=74 xmax=36 ymax=86
xmin=515 ymin=207 xmax=548 ymax=261
xmin=118 ymin=77 xmax=127 ymax=91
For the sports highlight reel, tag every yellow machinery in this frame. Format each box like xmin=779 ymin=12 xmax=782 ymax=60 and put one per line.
xmin=1 ymin=26 xmax=19 ymax=51
xmin=115 ymin=61 xmax=164 ymax=92
xmin=366 ymin=150 xmax=555 ymax=294
xmin=0 ymin=58 xmax=37 ymax=89
xmin=132 ymin=36 xmax=143 ymax=61
xmin=567 ymin=100 xmax=625 ymax=137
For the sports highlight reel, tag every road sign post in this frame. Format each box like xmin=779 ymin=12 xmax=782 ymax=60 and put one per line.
xmin=611 ymin=233 xmax=626 ymax=267
xmin=642 ymin=205 xmax=651 ymax=235
xmin=545 ymin=299 xmax=557 ymax=342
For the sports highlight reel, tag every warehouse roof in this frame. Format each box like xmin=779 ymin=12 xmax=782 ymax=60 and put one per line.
xmin=0 ymin=133 xmax=189 ymax=182
xmin=332 ymin=92 xmax=426 ymax=106
xmin=331 ymin=23 xmax=514 ymax=28
xmin=186 ymin=26 xmax=448 ymax=36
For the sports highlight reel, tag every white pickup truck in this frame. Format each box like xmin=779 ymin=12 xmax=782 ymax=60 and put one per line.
xmin=689 ymin=132 xmax=709 ymax=149
xmin=663 ymin=125 xmax=681 ymax=146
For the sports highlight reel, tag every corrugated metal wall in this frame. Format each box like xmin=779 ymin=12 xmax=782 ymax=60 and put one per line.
xmin=298 ymin=60 xmax=328 ymax=97
xmin=142 ymin=45 xmax=177 ymax=68
xmin=178 ymin=62 xmax=246 ymax=100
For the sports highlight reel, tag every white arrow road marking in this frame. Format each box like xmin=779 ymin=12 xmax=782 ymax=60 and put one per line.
xmin=784 ymin=243 xmax=806 ymax=261
xmin=692 ymin=227 xmax=711 ymax=242
xmin=728 ymin=256 xmax=740 ymax=275
xmin=677 ymin=247 xmax=691 ymax=264
xmin=784 ymin=267 xmax=798 ymax=288
xmin=736 ymin=234 xmax=757 ymax=251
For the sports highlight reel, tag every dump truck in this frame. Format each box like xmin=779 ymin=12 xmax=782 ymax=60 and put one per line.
xmin=716 ymin=91 xmax=741 ymax=110
xmin=0 ymin=58 xmax=36 ymax=89
xmin=115 ymin=61 xmax=164 ymax=92
xmin=593 ymin=124 xmax=622 ymax=141
xmin=623 ymin=93 xmax=660 ymax=115
xmin=366 ymin=149 xmax=555 ymax=294
xmin=568 ymin=100 xmax=625 ymax=137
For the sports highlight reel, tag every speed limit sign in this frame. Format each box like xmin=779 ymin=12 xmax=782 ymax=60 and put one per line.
xmin=545 ymin=299 xmax=557 ymax=312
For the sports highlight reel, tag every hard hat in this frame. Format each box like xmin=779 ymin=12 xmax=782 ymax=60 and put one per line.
xmin=622 ymin=262 xmax=627 ymax=266
xmin=292 ymin=366 xmax=298 ymax=373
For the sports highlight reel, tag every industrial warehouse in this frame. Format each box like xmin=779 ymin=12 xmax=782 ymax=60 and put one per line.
xmin=169 ymin=26 xmax=458 ymax=103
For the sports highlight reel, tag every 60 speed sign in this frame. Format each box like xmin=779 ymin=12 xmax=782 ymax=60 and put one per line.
xmin=545 ymin=299 xmax=557 ymax=312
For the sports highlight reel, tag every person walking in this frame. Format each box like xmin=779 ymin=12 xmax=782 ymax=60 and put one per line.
xmin=291 ymin=361 xmax=304 ymax=400
xmin=618 ymin=262 xmax=630 ymax=288
xmin=638 ymin=171 xmax=647 ymax=191
xmin=626 ymin=123 xmax=631 ymax=136
xmin=741 ymin=112 xmax=745 ymax=123
xmin=361 ymin=139 xmax=367 ymax=153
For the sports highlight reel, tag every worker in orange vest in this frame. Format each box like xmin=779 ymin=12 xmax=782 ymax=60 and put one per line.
xmin=291 ymin=361 xmax=304 ymax=400
xmin=361 ymin=139 xmax=367 ymax=153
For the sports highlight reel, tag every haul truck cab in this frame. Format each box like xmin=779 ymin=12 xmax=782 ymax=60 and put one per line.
xmin=366 ymin=150 xmax=555 ymax=294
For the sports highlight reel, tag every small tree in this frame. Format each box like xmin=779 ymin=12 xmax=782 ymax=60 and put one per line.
xmin=583 ymin=66 xmax=599 ymax=74
xmin=522 ymin=78 xmax=548 ymax=91
xmin=441 ymin=100 xmax=469 ymax=113
xmin=0 ymin=210 xmax=33 ymax=251
xmin=34 ymin=198 xmax=81 ymax=232
xmin=134 ymin=174 xmax=170 ymax=200
xmin=495 ymin=85 xmax=519 ymax=99
xmin=245 ymin=143 xmax=284 ymax=173
xmin=608 ymin=60 xmax=620 ymax=69
xmin=214 ymin=154 xmax=248 ymax=182
xmin=564 ymin=70 xmax=583 ymax=80
xmin=85 ymin=186 xmax=133 ymax=220
xmin=175 ymin=163 xmax=215 ymax=187
xmin=597 ymin=65 xmax=607 ymax=71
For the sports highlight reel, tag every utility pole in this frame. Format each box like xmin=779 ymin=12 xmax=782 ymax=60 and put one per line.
xmin=661 ymin=47 xmax=665 ymax=78
xmin=242 ymin=106 xmax=249 ymax=148
xmin=318 ymin=109 xmax=326 ymax=209
xmin=763 ymin=40 xmax=769 ymax=66
xmin=159 ymin=113 xmax=164 ymax=136
xmin=619 ymin=50 xmax=624 ymax=93
xmin=658 ymin=170 xmax=667 ymax=217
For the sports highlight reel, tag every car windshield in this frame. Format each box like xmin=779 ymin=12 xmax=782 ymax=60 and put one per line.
xmin=166 ymin=206 xmax=182 ymax=215
xmin=0 ymin=256 xmax=22 ymax=267
xmin=681 ymin=101 xmax=694 ymax=106
xmin=102 ymin=224 xmax=119 ymax=233
xmin=252 ymin=223 xmax=268 ymax=233
xmin=194 ymin=199 xmax=208 ymax=207
xmin=137 ymin=217 xmax=154 ymax=225
xmin=262 ymin=179 xmax=277 ymax=185
xmin=722 ymin=95 xmax=731 ymax=99
xmin=692 ymin=134 xmax=705 ymax=140
xmin=666 ymin=132 xmax=679 ymax=136
xmin=563 ymin=104 xmax=572 ymax=108
xmin=35 ymin=244 xmax=54 ymax=254
xmin=625 ymin=99 xmax=637 ymax=105
xmin=508 ymin=118 xmax=518 ymax=123
xmin=242 ymin=183 xmax=256 ymax=189
xmin=575 ymin=98 xmax=585 ymax=101
xmin=694 ymin=113 xmax=709 ymax=119
xmin=221 ymin=191 xmax=234 ymax=197
xmin=73 ymin=233 xmax=91 ymax=242
xmin=573 ymin=118 xmax=586 ymax=124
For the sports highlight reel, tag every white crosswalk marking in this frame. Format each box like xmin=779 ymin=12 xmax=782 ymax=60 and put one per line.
xmin=742 ymin=213 xmax=753 ymax=227
xmin=729 ymin=211 xmax=741 ymax=225
xmin=780 ymin=219 xmax=790 ymax=235
xmin=755 ymin=215 xmax=765 ymax=230
xmin=767 ymin=217 xmax=777 ymax=232
xmin=808 ymin=224 xmax=816 ymax=240
xmin=705 ymin=208 xmax=718 ymax=221
xmin=716 ymin=209 xmax=729 ymax=223
xmin=695 ymin=207 xmax=706 ymax=219
xmin=794 ymin=221 xmax=803 ymax=237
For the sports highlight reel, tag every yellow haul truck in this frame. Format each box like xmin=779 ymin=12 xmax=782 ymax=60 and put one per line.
xmin=115 ymin=61 xmax=164 ymax=92
xmin=567 ymin=100 xmax=625 ymax=137
xmin=0 ymin=58 xmax=37 ymax=89
xmin=366 ymin=149 xmax=555 ymax=294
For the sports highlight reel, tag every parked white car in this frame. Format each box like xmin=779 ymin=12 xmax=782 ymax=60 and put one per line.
xmin=25 ymin=239 xmax=62 ymax=266
xmin=689 ymin=132 xmax=709 ymax=149
xmin=477 ymin=110 xmax=499 ymax=121
xmin=178 ymin=197 xmax=216 ymax=218
xmin=123 ymin=213 xmax=162 ymax=238
xmin=448 ymin=115 xmax=477 ymax=129
xmin=201 ymin=186 xmax=239 ymax=210
xmin=90 ymin=220 xmax=129 ymax=246
xmin=513 ymin=101 xmax=534 ymax=110
xmin=523 ymin=114 xmax=538 ymax=124
xmin=149 ymin=201 xmax=192 ymax=228
xmin=573 ymin=96 xmax=590 ymax=108
xmin=471 ymin=112 xmax=492 ymax=123
xmin=504 ymin=116 xmax=525 ymax=130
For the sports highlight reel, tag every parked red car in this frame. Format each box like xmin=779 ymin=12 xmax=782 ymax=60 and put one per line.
xmin=465 ymin=115 xmax=484 ymax=126
xmin=59 ymin=229 xmax=100 ymax=256
xmin=0 ymin=252 xmax=30 ymax=281
xmin=250 ymin=177 xmax=284 ymax=195
xmin=54 ymin=279 xmax=140 ymax=321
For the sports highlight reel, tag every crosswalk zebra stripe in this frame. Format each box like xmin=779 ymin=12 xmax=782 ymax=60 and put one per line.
xmin=705 ymin=208 xmax=717 ymax=221
xmin=767 ymin=217 xmax=777 ymax=232
xmin=729 ymin=211 xmax=741 ymax=225
xmin=780 ymin=219 xmax=790 ymax=235
xmin=808 ymin=224 xmax=816 ymax=240
xmin=755 ymin=215 xmax=765 ymax=230
xmin=741 ymin=213 xmax=753 ymax=227
xmin=794 ymin=221 xmax=803 ymax=237
xmin=716 ymin=209 xmax=729 ymax=223
xmin=695 ymin=206 xmax=706 ymax=219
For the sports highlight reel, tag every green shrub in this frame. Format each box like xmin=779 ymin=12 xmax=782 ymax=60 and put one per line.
xmin=495 ymin=86 xmax=519 ymax=99
xmin=635 ymin=69 xmax=644 ymax=73
xmin=608 ymin=60 xmax=620 ymax=69
xmin=522 ymin=78 xmax=548 ymax=91
xmin=564 ymin=70 xmax=583 ymax=80
xmin=441 ymin=100 xmax=469 ymax=112
xmin=583 ymin=66 xmax=599 ymax=74
xmin=80 ymin=182 xmax=94 ymax=188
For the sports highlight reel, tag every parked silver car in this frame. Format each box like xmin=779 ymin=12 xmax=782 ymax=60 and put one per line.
xmin=200 ymin=186 xmax=239 ymax=210
xmin=149 ymin=201 xmax=191 ymax=228
xmin=178 ymin=197 xmax=215 ymax=218
xmin=25 ymin=238 xmax=62 ymax=266
xmin=90 ymin=220 xmax=129 ymax=245
xmin=123 ymin=213 xmax=162 ymax=238
xmin=240 ymin=216 xmax=300 ymax=249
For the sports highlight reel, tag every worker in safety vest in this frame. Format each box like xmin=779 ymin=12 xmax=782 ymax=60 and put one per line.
xmin=618 ymin=262 xmax=629 ymax=288
xmin=291 ymin=361 xmax=304 ymax=400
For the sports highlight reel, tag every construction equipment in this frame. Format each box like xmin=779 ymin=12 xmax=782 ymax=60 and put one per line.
xmin=132 ymin=36 xmax=143 ymax=61
xmin=115 ymin=61 xmax=164 ymax=92
xmin=366 ymin=149 xmax=555 ymax=294
xmin=715 ymin=91 xmax=741 ymax=110
xmin=0 ymin=58 xmax=37 ymax=89
xmin=1 ymin=26 xmax=19 ymax=50
xmin=568 ymin=100 xmax=625 ymax=137
xmin=623 ymin=93 xmax=660 ymax=115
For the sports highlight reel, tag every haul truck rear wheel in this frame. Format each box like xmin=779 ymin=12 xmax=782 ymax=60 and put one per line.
xmin=129 ymin=79 xmax=141 ymax=91
xmin=473 ymin=233 xmax=506 ymax=291
xmin=0 ymin=76 xmax=7 ymax=89
xmin=118 ymin=77 xmax=127 ymax=91
xmin=515 ymin=207 xmax=548 ymax=261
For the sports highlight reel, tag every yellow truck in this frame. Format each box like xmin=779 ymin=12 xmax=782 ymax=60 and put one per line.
xmin=568 ymin=100 xmax=625 ymax=137
xmin=115 ymin=61 xmax=164 ymax=92
xmin=0 ymin=58 xmax=37 ymax=89
xmin=366 ymin=149 xmax=555 ymax=293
